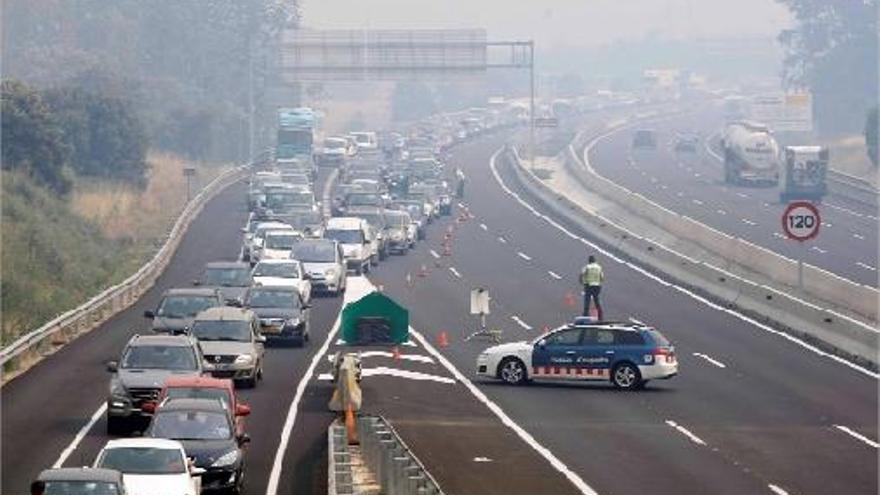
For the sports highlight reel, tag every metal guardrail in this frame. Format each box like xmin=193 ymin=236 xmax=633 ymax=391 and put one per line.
xmin=1 ymin=164 xmax=250 ymax=377
xmin=826 ymin=169 xmax=879 ymax=208
xmin=329 ymin=415 xmax=444 ymax=495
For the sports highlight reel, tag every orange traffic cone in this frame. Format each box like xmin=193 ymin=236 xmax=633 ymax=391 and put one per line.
xmin=345 ymin=404 xmax=358 ymax=445
xmin=392 ymin=346 xmax=401 ymax=362
xmin=564 ymin=292 xmax=577 ymax=308
xmin=437 ymin=331 xmax=449 ymax=349
xmin=418 ymin=264 xmax=429 ymax=277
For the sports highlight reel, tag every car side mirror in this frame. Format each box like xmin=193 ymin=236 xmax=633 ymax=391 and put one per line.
xmin=192 ymin=279 xmax=202 ymax=286
xmin=235 ymin=403 xmax=252 ymax=417
xmin=256 ymin=335 xmax=267 ymax=344
xmin=191 ymin=466 xmax=207 ymax=477
xmin=143 ymin=310 xmax=155 ymax=319
xmin=237 ymin=433 xmax=252 ymax=446
xmin=106 ymin=360 xmax=118 ymax=373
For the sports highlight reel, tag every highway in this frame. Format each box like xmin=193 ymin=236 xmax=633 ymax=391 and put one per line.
xmin=588 ymin=109 xmax=879 ymax=287
xmin=3 ymin=124 xmax=877 ymax=495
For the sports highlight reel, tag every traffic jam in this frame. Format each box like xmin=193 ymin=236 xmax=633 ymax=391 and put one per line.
xmin=31 ymin=103 xmax=679 ymax=495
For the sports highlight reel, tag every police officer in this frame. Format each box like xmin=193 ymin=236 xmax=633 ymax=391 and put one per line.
xmin=455 ymin=167 xmax=466 ymax=198
xmin=580 ymin=255 xmax=604 ymax=320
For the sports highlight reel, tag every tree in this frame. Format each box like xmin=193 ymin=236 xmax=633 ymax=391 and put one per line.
xmin=1 ymin=79 xmax=72 ymax=194
xmin=777 ymin=0 xmax=879 ymax=135
xmin=867 ymin=107 xmax=878 ymax=167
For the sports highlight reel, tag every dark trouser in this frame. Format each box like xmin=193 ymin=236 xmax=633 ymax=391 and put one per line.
xmin=583 ymin=285 xmax=603 ymax=320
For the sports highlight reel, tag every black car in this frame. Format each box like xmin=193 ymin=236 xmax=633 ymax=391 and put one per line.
xmin=243 ymin=285 xmax=311 ymax=346
xmin=37 ymin=467 xmax=127 ymax=495
xmin=145 ymin=288 xmax=223 ymax=335
xmin=146 ymin=398 xmax=249 ymax=493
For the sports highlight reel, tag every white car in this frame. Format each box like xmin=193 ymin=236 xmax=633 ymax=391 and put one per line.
xmin=324 ymin=217 xmax=377 ymax=274
xmin=246 ymin=221 xmax=291 ymax=264
xmin=94 ymin=438 xmax=202 ymax=495
xmin=252 ymin=259 xmax=312 ymax=304
xmin=348 ymin=131 xmax=379 ymax=152
xmin=259 ymin=229 xmax=303 ymax=261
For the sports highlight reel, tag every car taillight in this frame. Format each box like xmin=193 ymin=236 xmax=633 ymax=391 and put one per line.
xmin=653 ymin=347 xmax=676 ymax=363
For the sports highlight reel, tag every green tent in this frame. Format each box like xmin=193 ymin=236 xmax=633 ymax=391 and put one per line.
xmin=341 ymin=291 xmax=409 ymax=345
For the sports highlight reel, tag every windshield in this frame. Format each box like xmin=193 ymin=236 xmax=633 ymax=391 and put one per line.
xmin=325 ymin=229 xmax=363 ymax=244
xmin=97 ymin=448 xmax=186 ymax=475
xmin=44 ymin=481 xmax=120 ymax=495
xmin=165 ymin=388 xmax=230 ymax=408
xmin=150 ymin=410 xmax=232 ymax=441
xmin=386 ymin=214 xmax=410 ymax=228
xmin=191 ymin=320 xmax=251 ymax=342
xmin=292 ymin=243 xmax=336 ymax=262
xmin=325 ymin=139 xmax=346 ymax=149
xmin=255 ymin=225 xmax=289 ymax=240
xmin=203 ymin=267 xmax=250 ymax=287
xmin=121 ymin=346 xmax=198 ymax=370
xmin=266 ymin=192 xmax=314 ymax=209
xmin=347 ymin=194 xmax=381 ymax=206
xmin=246 ymin=289 xmax=300 ymax=309
xmin=157 ymin=296 xmax=217 ymax=318
xmin=265 ymin=234 xmax=300 ymax=250
xmin=357 ymin=214 xmax=385 ymax=229
xmin=253 ymin=262 xmax=300 ymax=278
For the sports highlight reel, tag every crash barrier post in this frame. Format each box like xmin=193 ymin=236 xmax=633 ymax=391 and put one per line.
xmin=826 ymin=169 xmax=880 ymax=210
xmin=357 ymin=415 xmax=444 ymax=495
xmin=506 ymin=146 xmax=879 ymax=366
xmin=1 ymin=161 xmax=255 ymax=382
xmin=328 ymin=421 xmax=355 ymax=495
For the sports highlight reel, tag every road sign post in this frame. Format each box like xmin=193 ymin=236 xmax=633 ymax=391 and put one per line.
xmin=781 ymin=201 xmax=821 ymax=289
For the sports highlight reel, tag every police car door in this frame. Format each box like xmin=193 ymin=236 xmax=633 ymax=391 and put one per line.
xmin=531 ymin=327 xmax=585 ymax=380
xmin=578 ymin=328 xmax=616 ymax=380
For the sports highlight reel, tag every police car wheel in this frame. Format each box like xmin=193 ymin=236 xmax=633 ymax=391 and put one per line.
xmin=612 ymin=363 xmax=641 ymax=390
xmin=499 ymin=358 xmax=527 ymax=385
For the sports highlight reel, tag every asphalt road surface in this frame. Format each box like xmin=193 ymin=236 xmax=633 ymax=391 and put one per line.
xmin=365 ymin=131 xmax=878 ymax=495
xmin=588 ymin=110 xmax=879 ymax=287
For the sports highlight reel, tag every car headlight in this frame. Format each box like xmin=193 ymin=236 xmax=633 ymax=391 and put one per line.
xmin=285 ymin=318 xmax=301 ymax=328
xmin=235 ymin=354 xmax=254 ymax=365
xmin=212 ymin=450 xmax=240 ymax=467
xmin=325 ymin=268 xmax=338 ymax=278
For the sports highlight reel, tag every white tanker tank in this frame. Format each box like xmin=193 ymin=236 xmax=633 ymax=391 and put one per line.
xmin=720 ymin=121 xmax=780 ymax=185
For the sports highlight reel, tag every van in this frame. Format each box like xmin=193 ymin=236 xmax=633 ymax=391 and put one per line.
xmin=323 ymin=217 xmax=377 ymax=274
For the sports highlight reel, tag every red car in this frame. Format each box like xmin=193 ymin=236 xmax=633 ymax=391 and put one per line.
xmin=143 ymin=376 xmax=250 ymax=436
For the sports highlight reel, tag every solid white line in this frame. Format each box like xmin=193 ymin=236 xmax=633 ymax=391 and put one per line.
xmin=511 ymin=315 xmax=533 ymax=330
xmin=665 ymin=420 xmax=707 ymax=446
xmin=490 ymin=149 xmax=879 ymax=379
xmin=855 ymin=262 xmax=877 ymax=272
xmin=517 ymin=251 xmax=532 ymax=261
xmin=772 ymin=232 xmax=785 ymax=239
xmin=53 ymin=403 xmax=108 ymax=468
xmin=358 ymin=350 xmax=435 ymax=364
xmin=361 ymin=366 xmax=457 ymax=384
xmin=409 ymin=326 xmax=600 ymax=495
xmin=498 ymin=236 xmax=508 ymax=244
xmin=736 ymin=192 xmax=750 ymax=199
xmin=810 ymin=246 xmax=827 ymax=254
xmin=833 ymin=425 xmax=880 ymax=448
xmin=429 ymin=249 xmax=440 ymax=259
xmin=266 ymin=312 xmax=342 ymax=494
xmin=692 ymin=352 xmax=727 ymax=369
xmin=548 ymin=270 xmax=563 ymax=280
xmin=457 ymin=202 xmax=466 ymax=209
xmin=449 ymin=267 xmax=462 ymax=278
xmin=480 ymin=223 xmax=488 ymax=231
xmin=768 ymin=484 xmax=790 ymax=495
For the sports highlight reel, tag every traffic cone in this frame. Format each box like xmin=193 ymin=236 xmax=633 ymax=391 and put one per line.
xmin=437 ymin=331 xmax=449 ymax=348
xmin=345 ymin=404 xmax=358 ymax=445
xmin=542 ymin=325 xmax=550 ymax=335
xmin=564 ymin=292 xmax=577 ymax=308
xmin=392 ymin=346 xmax=401 ymax=362
xmin=405 ymin=272 xmax=413 ymax=287
xmin=418 ymin=264 xmax=429 ymax=277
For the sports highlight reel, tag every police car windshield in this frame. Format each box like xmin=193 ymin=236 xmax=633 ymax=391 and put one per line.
xmin=44 ymin=481 xmax=120 ymax=495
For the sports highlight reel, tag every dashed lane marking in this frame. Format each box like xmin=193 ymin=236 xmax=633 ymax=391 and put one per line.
xmin=480 ymin=223 xmax=488 ymax=231
xmin=717 ymin=209 xmax=727 ymax=215
xmin=833 ymin=425 xmax=879 ymax=449
xmin=736 ymin=192 xmax=750 ymax=199
xmin=768 ymin=484 xmax=790 ymax=495
xmin=449 ymin=267 xmax=462 ymax=278
xmin=498 ymin=236 xmax=508 ymax=244
xmin=692 ymin=352 xmax=727 ymax=369
xmin=855 ymin=262 xmax=877 ymax=272
xmin=665 ymin=420 xmax=707 ymax=446
xmin=548 ymin=270 xmax=563 ymax=280
xmin=810 ymin=246 xmax=827 ymax=254
xmin=741 ymin=218 xmax=757 ymax=226
xmin=518 ymin=251 xmax=532 ymax=261
xmin=429 ymin=249 xmax=441 ymax=259
xmin=852 ymin=233 xmax=865 ymax=240
xmin=511 ymin=315 xmax=533 ymax=331
xmin=692 ymin=199 xmax=704 ymax=206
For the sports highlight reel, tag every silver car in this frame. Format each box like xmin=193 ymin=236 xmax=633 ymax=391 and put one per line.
xmin=190 ymin=307 xmax=266 ymax=388
xmin=290 ymin=239 xmax=347 ymax=296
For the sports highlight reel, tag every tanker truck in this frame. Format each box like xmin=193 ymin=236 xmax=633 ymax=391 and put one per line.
xmin=720 ymin=121 xmax=780 ymax=185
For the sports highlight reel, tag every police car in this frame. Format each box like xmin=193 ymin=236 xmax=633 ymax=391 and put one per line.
xmin=476 ymin=318 xmax=677 ymax=389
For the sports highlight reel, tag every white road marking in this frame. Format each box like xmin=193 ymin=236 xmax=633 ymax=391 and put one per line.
xmin=449 ymin=267 xmax=462 ymax=278
xmin=822 ymin=222 xmax=832 ymax=228
xmin=741 ymin=218 xmax=757 ymax=226
xmin=826 ymin=202 xmax=879 ymax=220
xmin=768 ymin=484 xmax=790 ymax=495
xmin=660 ymin=184 xmax=668 ymax=190
xmin=490 ymin=148 xmax=879 ymax=379
xmin=457 ymin=202 xmax=466 ymax=208
xmin=676 ymin=192 xmax=684 ymax=197
xmin=716 ymin=209 xmax=727 ymax=215
xmin=627 ymin=316 xmax=646 ymax=325
xmin=692 ymin=352 xmax=727 ymax=369
xmin=548 ymin=270 xmax=563 ymax=280
xmin=409 ymin=326 xmax=600 ymax=495
xmin=517 ymin=251 xmax=532 ymax=261
xmin=480 ymin=223 xmax=488 ymax=231
xmin=665 ymin=420 xmax=707 ymax=446
xmin=473 ymin=456 xmax=493 ymax=463
xmin=53 ymin=403 xmax=107 ymax=468
xmin=498 ymin=236 xmax=508 ymax=244
xmin=692 ymin=199 xmax=704 ymax=206
xmin=363 ymin=367 xmax=456 ymax=384
xmin=429 ymin=249 xmax=440 ymax=259
xmin=736 ymin=192 xmax=750 ymax=199
xmin=810 ymin=246 xmax=827 ymax=254
xmin=694 ymin=172 xmax=701 ymax=178
xmin=833 ymin=425 xmax=879 ymax=448
xmin=852 ymin=233 xmax=865 ymax=240
xmin=358 ymin=350 xmax=435 ymax=364
xmin=511 ymin=315 xmax=533 ymax=330
xmin=855 ymin=262 xmax=877 ymax=272
xmin=772 ymin=232 xmax=785 ymax=239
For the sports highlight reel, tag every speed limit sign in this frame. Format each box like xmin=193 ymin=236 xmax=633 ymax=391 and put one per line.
xmin=782 ymin=201 xmax=820 ymax=241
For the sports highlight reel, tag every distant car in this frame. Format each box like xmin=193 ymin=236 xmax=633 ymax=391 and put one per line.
xmin=324 ymin=217 xmax=376 ymax=275
xmin=145 ymin=288 xmax=223 ymax=335
xmin=36 ymin=467 xmax=127 ymax=495
xmin=258 ymin=229 xmax=303 ymax=262
xmin=94 ymin=438 xmax=203 ymax=495
xmin=348 ymin=131 xmax=379 ymax=152
xmin=195 ymin=261 xmax=253 ymax=305
xmin=251 ymin=259 xmax=313 ymax=304
xmin=190 ymin=306 xmax=266 ymax=388
xmin=476 ymin=320 xmax=677 ymax=389
xmin=674 ymin=134 xmax=699 ymax=153
xmin=290 ymin=239 xmax=347 ymax=296
xmin=106 ymin=334 xmax=210 ymax=434
xmin=244 ymin=285 xmax=311 ymax=346
xmin=383 ymin=210 xmax=416 ymax=253
xmin=145 ymin=398 xmax=249 ymax=494
xmin=391 ymin=200 xmax=428 ymax=240
xmin=245 ymin=221 xmax=292 ymax=264
xmin=347 ymin=207 xmax=389 ymax=261
xmin=632 ymin=129 xmax=657 ymax=150
xmin=318 ymin=137 xmax=351 ymax=166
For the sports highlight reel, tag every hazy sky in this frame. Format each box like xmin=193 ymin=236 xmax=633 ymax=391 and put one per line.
xmin=303 ymin=0 xmax=792 ymax=47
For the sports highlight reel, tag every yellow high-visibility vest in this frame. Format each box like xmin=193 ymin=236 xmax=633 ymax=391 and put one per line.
xmin=581 ymin=263 xmax=604 ymax=286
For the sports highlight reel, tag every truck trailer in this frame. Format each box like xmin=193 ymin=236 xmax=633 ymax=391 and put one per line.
xmin=721 ymin=121 xmax=780 ymax=185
